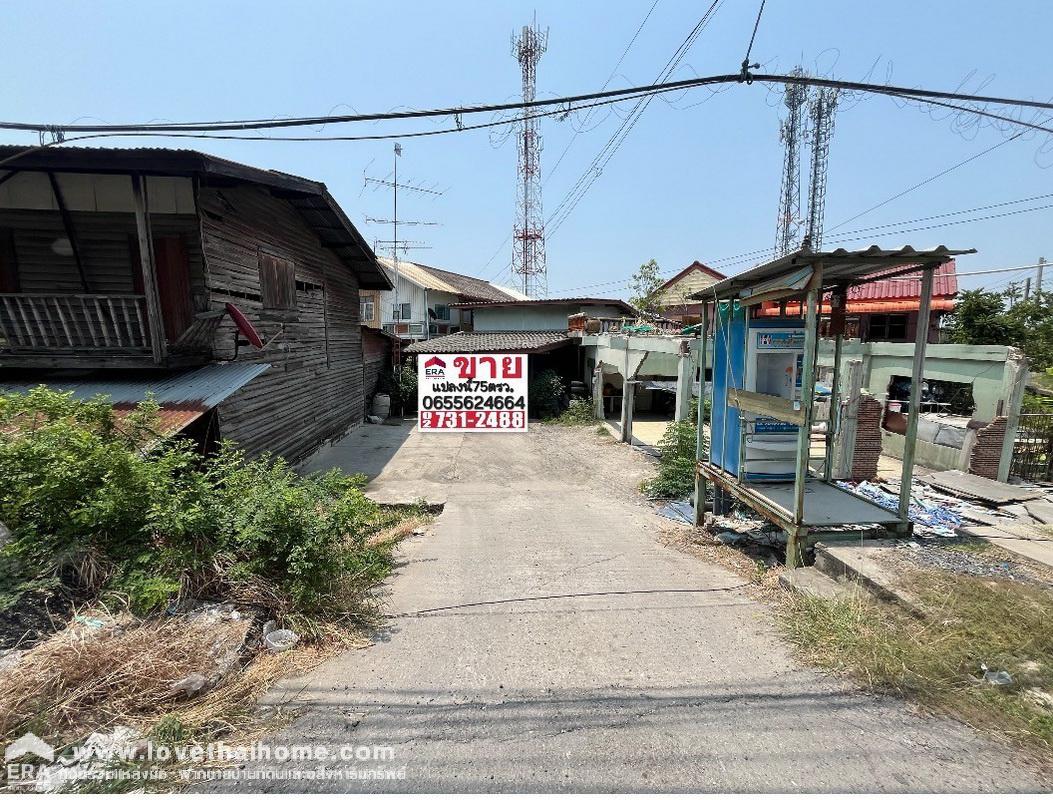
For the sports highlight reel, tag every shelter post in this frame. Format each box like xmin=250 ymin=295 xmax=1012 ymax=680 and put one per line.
xmin=898 ymin=265 xmax=936 ymax=523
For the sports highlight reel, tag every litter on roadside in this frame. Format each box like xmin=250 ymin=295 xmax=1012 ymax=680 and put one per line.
xmin=981 ymin=664 xmax=1013 ymax=686
xmin=655 ymin=500 xmax=694 ymax=525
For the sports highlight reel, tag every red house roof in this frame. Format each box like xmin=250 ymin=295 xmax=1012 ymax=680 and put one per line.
xmin=757 ymin=260 xmax=959 ymax=317
xmin=847 ymin=259 xmax=958 ymax=301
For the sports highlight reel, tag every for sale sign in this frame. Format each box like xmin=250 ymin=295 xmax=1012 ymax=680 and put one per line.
xmin=418 ymin=354 xmax=528 ymax=432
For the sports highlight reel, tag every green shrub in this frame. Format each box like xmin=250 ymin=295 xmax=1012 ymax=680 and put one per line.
xmin=555 ymin=397 xmax=594 ymax=426
xmin=641 ymin=397 xmax=708 ymax=499
xmin=529 ymin=369 xmax=565 ymax=419
xmin=0 ymin=388 xmax=416 ymax=625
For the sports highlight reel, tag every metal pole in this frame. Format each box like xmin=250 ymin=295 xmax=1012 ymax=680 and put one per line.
xmin=694 ymin=302 xmax=709 ymax=526
xmin=824 ymin=333 xmax=843 ymax=481
xmin=898 ymin=266 xmax=935 ymax=522
xmin=789 ymin=274 xmax=821 ymax=567
xmin=1037 ymin=257 xmax=1045 ymax=301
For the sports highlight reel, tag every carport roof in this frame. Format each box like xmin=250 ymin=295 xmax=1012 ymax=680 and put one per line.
xmin=403 ymin=331 xmax=572 ymax=354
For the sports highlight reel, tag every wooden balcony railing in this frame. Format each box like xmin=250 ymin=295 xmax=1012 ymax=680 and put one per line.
xmin=0 ymin=293 xmax=150 ymax=353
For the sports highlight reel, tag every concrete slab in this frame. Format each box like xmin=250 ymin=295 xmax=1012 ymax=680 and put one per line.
xmin=778 ymin=567 xmax=860 ymax=602
xmin=206 ymin=425 xmax=1047 ymax=792
xmin=918 ymin=469 xmax=1044 ymax=505
xmin=814 ymin=541 xmax=923 ymax=613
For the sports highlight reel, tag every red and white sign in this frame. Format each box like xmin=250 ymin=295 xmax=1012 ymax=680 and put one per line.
xmin=418 ymin=354 xmax=528 ymax=432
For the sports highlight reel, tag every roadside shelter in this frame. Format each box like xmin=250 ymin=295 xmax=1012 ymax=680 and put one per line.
xmin=689 ymin=244 xmax=974 ymax=567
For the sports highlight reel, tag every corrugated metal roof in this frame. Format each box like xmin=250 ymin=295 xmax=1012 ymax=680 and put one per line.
xmin=449 ymin=297 xmax=640 ymax=315
xmin=0 ymin=362 xmax=270 ymax=408
xmin=403 ymin=331 xmax=572 ymax=354
xmin=376 ymin=258 xmax=520 ymax=301
xmin=848 ymin=259 xmax=958 ymax=300
xmin=757 ymin=298 xmax=957 ymax=316
xmin=689 ymin=245 xmax=975 ymax=301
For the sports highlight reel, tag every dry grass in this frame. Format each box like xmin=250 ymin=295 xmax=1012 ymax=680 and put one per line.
xmin=365 ymin=513 xmax=431 ymax=549
xmin=0 ymin=609 xmax=250 ymax=741
xmin=779 ymin=567 xmax=1053 ymax=758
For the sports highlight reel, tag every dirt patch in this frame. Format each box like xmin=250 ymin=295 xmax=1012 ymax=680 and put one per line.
xmin=531 ymin=423 xmax=658 ymax=505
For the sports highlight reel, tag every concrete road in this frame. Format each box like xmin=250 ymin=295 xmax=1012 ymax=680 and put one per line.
xmin=212 ymin=423 xmax=1048 ymax=792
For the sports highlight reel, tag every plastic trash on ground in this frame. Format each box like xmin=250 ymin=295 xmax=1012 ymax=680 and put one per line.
xmin=264 ymin=628 xmax=299 ymax=652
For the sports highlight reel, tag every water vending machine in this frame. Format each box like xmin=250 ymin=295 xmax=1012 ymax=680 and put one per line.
xmin=711 ymin=303 xmax=805 ymax=481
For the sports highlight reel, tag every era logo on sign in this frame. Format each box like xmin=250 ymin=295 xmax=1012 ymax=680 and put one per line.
xmin=423 ymin=356 xmax=447 ymax=378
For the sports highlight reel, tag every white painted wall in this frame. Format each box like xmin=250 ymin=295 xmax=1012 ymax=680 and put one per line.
xmin=473 ymin=303 xmax=629 ymax=331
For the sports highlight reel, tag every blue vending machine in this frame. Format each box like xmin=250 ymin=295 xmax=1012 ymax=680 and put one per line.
xmin=711 ymin=302 xmax=805 ymax=481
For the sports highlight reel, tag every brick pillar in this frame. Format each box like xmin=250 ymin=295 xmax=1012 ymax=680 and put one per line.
xmin=969 ymin=416 xmax=1009 ymax=480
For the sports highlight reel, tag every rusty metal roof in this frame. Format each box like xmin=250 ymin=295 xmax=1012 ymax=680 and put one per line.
xmin=403 ymin=331 xmax=572 ymax=354
xmin=0 ymin=362 xmax=270 ymax=434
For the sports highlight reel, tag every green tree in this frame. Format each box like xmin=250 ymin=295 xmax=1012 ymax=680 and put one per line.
xmin=946 ymin=289 xmax=1019 ymax=346
xmin=946 ymin=288 xmax=1053 ymax=370
xmin=628 ymin=258 xmax=664 ymax=315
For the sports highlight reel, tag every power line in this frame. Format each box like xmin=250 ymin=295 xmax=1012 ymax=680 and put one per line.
xmin=740 ymin=0 xmax=766 ymax=77
xmin=5 ymin=71 xmax=1053 ymax=136
xmin=547 ymin=195 xmax=1053 ymax=295
xmin=545 ymin=0 xmax=662 ymax=182
xmin=545 ymin=1 xmax=725 ymax=238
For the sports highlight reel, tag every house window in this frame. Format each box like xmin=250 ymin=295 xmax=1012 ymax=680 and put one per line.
xmin=259 ymin=251 xmax=296 ymax=310
xmin=434 ymin=304 xmax=451 ymax=321
xmin=868 ymin=313 xmax=908 ymax=341
xmin=361 ymin=298 xmax=375 ymax=322
xmin=393 ymin=302 xmax=411 ymax=320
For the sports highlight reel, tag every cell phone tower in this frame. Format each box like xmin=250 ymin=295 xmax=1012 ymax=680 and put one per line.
xmin=804 ymin=86 xmax=839 ymax=251
xmin=511 ymin=18 xmax=548 ymax=298
xmin=774 ymin=66 xmax=809 ymax=257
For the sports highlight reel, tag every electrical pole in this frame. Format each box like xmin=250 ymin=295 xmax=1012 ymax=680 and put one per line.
xmin=1037 ymin=256 xmax=1046 ymax=302
xmin=511 ymin=17 xmax=548 ymax=298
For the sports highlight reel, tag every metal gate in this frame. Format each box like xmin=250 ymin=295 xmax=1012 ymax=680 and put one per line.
xmin=1011 ymin=413 xmax=1053 ymax=482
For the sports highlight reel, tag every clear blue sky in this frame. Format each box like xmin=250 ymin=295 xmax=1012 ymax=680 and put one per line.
xmin=4 ymin=1 xmax=1051 ymax=297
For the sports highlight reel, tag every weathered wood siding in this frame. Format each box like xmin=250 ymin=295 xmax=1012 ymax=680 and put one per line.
xmin=199 ymin=184 xmax=364 ymax=462
xmin=361 ymin=326 xmax=392 ymax=416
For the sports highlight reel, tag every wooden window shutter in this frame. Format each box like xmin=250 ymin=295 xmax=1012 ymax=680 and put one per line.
xmin=259 ymin=251 xmax=296 ymax=309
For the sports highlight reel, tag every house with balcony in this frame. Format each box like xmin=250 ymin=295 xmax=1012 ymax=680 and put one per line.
xmin=370 ymin=257 xmax=523 ymax=340
xmin=0 ymin=145 xmax=391 ymax=462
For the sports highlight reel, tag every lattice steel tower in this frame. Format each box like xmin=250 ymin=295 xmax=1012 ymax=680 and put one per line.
xmin=511 ymin=19 xmax=548 ymax=297
xmin=774 ymin=66 xmax=809 ymax=256
xmin=805 ymin=87 xmax=839 ymax=251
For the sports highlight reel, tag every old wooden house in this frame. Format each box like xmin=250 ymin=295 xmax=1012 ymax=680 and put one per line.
xmin=0 ymin=145 xmax=391 ymax=462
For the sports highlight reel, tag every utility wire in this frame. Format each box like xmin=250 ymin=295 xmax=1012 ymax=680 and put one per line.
xmin=547 ymin=195 xmax=1053 ymax=295
xmin=545 ymin=0 xmax=725 ymax=238
xmin=741 ymin=0 xmax=766 ymax=75
xmin=4 ymin=72 xmax=1053 ymax=135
